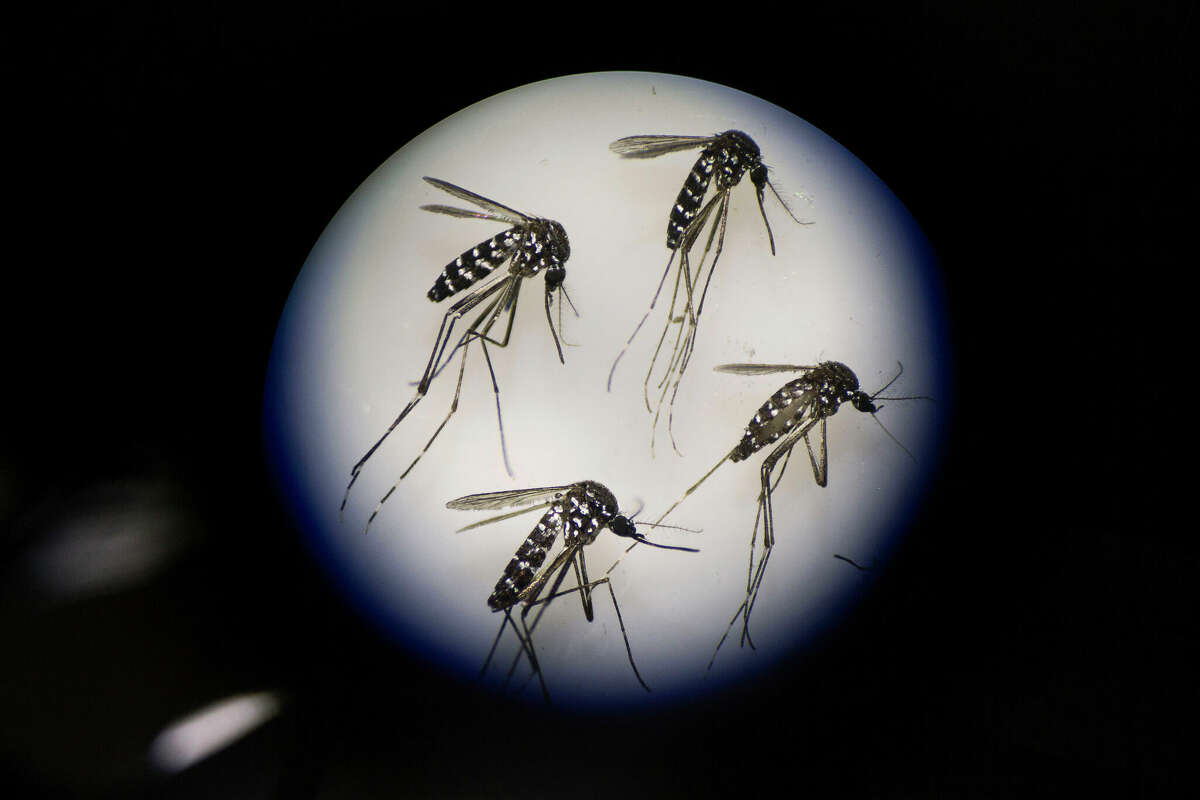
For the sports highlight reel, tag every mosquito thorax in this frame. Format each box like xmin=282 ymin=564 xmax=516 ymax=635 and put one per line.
xmin=548 ymin=220 xmax=570 ymax=263
xmin=714 ymin=130 xmax=763 ymax=189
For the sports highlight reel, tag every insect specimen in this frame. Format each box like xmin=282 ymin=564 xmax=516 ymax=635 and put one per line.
xmin=606 ymin=131 xmax=809 ymax=454
xmin=340 ymin=177 xmax=573 ymax=532
xmin=448 ymin=480 xmax=698 ymax=702
xmin=654 ymin=361 xmax=928 ymax=666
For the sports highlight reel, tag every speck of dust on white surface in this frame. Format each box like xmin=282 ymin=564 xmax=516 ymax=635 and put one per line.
xmin=264 ymin=72 xmax=946 ymax=710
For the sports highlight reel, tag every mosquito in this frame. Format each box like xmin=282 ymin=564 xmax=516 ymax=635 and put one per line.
xmin=447 ymin=480 xmax=698 ymax=703
xmin=606 ymin=131 xmax=809 ymax=456
xmin=340 ymin=177 xmax=573 ymax=533
xmin=654 ymin=361 xmax=929 ymax=667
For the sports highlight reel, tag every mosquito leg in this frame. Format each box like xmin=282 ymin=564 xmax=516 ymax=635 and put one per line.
xmin=604 ymin=578 xmax=651 ymax=692
xmin=643 ymin=253 xmax=687 ymax=412
xmin=739 ymin=546 xmax=772 ymax=649
xmin=654 ymin=453 xmax=731 ymax=526
xmin=573 ymin=549 xmax=595 ymax=622
xmin=708 ymin=597 xmax=747 ymax=669
xmin=481 ymin=611 xmax=513 ymax=678
xmin=528 ymin=564 xmax=652 ymax=693
xmin=363 ymin=335 xmax=474 ymax=533
xmin=425 ymin=277 xmax=519 ymax=384
xmin=693 ymin=193 xmax=730 ymax=320
xmin=733 ymin=431 xmax=806 ymax=646
xmin=607 ymin=251 xmax=677 ymax=392
xmin=803 ymin=417 xmax=829 ymax=487
xmin=340 ymin=278 xmax=509 ymax=519
xmin=478 ymin=338 xmax=514 ymax=478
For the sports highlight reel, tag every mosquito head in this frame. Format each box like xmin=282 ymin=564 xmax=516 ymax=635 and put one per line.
xmin=544 ymin=266 xmax=566 ymax=292
xmin=609 ymin=514 xmax=638 ymax=540
xmin=849 ymin=390 xmax=879 ymax=415
xmin=750 ymin=163 xmax=770 ymax=191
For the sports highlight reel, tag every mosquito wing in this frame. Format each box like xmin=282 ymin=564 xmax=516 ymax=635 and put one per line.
xmin=609 ymin=135 xmax=715 ymax=159
xmin=715 ymin=363 xmax=819 ymax=376
xmin=421 ymin=177 xmax=533 ymax=226
xmin=447 ymin=485 xmax=572 ymax=511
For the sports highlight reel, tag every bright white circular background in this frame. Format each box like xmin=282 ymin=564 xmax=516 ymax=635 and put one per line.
xmin=265 ymin=72 xmax=947 ymax=709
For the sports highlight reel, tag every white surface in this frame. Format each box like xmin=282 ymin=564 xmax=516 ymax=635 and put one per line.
xmin=265 ymin=72 xmax=945 ymax=708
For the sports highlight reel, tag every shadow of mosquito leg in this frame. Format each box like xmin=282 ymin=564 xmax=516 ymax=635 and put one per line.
xmin=515 ymin=612 xmax=551 ymax=704
xmin=739 ymin=545 xmax=772 ymax=650
xmin=481 ymin=611 xmax=513 ymax=679
xmin=833 ymin=554 xmax=874 ymax=571
xmin=609 ymin=251 xmax=677 ymax=392
xmin=363 ymin=339 xmax=472 ymax=533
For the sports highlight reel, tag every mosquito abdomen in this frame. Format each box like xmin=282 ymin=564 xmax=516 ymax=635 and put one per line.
xmin=667 ymin=152 xmax=717 ymax=249
xmin=730 ymin=378 xmax=815 ymax=462
xmin=427 ymin=228 xmax=520 ymax=302
xmin=487 ymin=510 xmax=560 ymax=610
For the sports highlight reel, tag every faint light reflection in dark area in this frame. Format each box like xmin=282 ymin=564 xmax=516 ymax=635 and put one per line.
xmin=149 ymin=690 xmax=284 ymax=774
xmin=20 ymin=480 xmax=198 ymax=603
xmin=0 ymin=470 xmax=307 ymax=797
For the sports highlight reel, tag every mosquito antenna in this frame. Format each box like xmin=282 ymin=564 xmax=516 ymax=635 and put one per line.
xmin=869 ymin=412 xmax=918 ymax=463
xmin=553 ymin=286 xmax=580 ymax=348
xmin=764 ymin=176 xmax=809 ymax=226
xmin=870 ymin=361 xmax=906 ymax=400
xmin=558 ymin=284 xmax=579 ymax=318
xmin=627 ymin=498 xmax=646 ymax=520
xmin=635 ymin=520 xmax=702 ymax=534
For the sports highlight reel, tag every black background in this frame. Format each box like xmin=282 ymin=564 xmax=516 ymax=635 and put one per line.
xmin=4 ymin=3 xmax=1188 ymax=797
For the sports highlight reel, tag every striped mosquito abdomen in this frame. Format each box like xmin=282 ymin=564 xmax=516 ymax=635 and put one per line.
xmin=486 ymin=481 xmax=619 ymax=611
xmin=730 ymin=376 xmax=818 ymax=462
xmin=487 ymin=503 xmax=561 ymax=610
xmin=666 ymin=152 xmax=718 ymax=249
xmin=427 ymin=227 xmax=521 ymax=302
